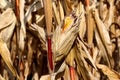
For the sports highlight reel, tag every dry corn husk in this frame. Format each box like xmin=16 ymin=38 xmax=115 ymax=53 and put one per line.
xmin=52 ymin=13 xmax=80 ymax=62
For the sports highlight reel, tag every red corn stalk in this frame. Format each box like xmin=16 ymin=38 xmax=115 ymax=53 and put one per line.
xmin=19 ymin=61 xmax=24 ymax=80
xmin=43 ymin=0 xmax=53 ymax=73
xmin=15 ymin=0 xmax=20 ymax=20
xmin=47 ymin=37 xmax=53 ymax=71
xmin=86 ymin=0 xmax=89 ymax=7
xmin=69 ymin=66 xmax=75 ymax=80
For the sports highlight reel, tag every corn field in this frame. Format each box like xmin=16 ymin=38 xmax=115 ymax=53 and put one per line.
xmin=0 ymin=0 xmax=120 ymax=80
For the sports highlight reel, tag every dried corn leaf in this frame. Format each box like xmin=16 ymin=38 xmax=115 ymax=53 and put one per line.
xmin=32 ymin=72 xmax=39 ymax=80
xmin=75 ymin=44 xmax=90 ymax=80
xmin=25 ymin=0 xmax=43 ymax=23
xmin=29 ymin=23 xmax=46 ymax=50
xmin=53 ymin=1 xmax=61 ymax=25
xmin=95 ymin=29 xmax=112 ymax=67
xmin=77 ymin=38 xmax=97 ymax=70
xmin=0 ymin=8 xmax=16 ymax=47
xmin=65 ymin=47 xmax=75 ymax=67
xmin=40 ymin=75 xmax=51 ymax=80
xmin=93 ymin=8 xmax=113 ymax=57
xmin=0 ymin=75 xmax=5 ymax=80
xmin=0 ymin=0 xmax=11 ymax=9
xmin=58 ymin=0 xmax=64 ymax=21
xmin=0 ymin=39 xmax=19 ymax=79
xmin=62 ymin=65 xmax=71 ymax=80
xmin=104 ymin=0 xmax=114 ymax=28
xmin=97 ymin=64 xmax=120 ymax=80
xmin=77 ymin=2 xmax=86 ymax=39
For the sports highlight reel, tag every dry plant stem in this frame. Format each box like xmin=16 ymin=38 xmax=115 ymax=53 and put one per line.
xmin=52 ymin=1 xmax=60 ymax=25
xmin=19 ymin=0 xmax=26 ymax=50
xmin=43 ymin=0 xmax=54 ymax=74
xmin=19 ymin=61 xmax=24 ymax=80
xmin=86 ymin=2 xmax=94 ymax=46
xmin=85 ymin=0 xmax=95 ymax=46
xmin=99 ymin=0 xmax=104 ymax=20
xmin=15 ymin=0 xmax=21 ymax=75
xmin=43 ymin=0 xmax=52 ymax=35
xmin=69 ymin=66 xmax=75 ymax=80
xmin=86 ymin=0 xmax=89 ymax=7
xmin=15 ymin=0 xmax=25 ymax=79
xmin=15 ymin=0 xmax=20 ymax=20
xmin=58 ymin=0 xmax=64 ymax=21
xmin=47 ymin=37 xmax=53 ymax=71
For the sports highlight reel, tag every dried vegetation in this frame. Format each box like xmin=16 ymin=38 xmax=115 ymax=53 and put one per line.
xmin=0 ymin=0 xmax=120 ymax=80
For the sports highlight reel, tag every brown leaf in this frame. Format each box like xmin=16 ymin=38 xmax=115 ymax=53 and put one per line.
xmin=97 ymin=64 xmax=120 ymax=80
xmin=0 ymin=8 xmax=16 ymax=47
xmin=0 ymin=39 xmax=19 ymax=79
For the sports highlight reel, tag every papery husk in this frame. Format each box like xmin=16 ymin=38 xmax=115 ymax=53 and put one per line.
xmin=52 ymin=12 xmax=80 ymax=62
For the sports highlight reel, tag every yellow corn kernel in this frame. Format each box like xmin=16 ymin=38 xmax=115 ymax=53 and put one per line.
xmin=62 ymin=16 xmax=74 ymax=33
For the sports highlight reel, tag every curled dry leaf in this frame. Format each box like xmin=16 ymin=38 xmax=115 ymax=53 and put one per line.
xmin=0 ymin=0 xmax=11 ymax=9
xmin=95 ymin=29 xmax=112 ymax=68
xmin=0 ymin=0 xmax=8 ymax=9
xmin=30 ymin=23 xmax=46 ymax=50
xmin=40 ymin=75 xmax=51 ymax=80
xmin=0 ymin=39 xmax=19 ymax=79
xmin=78 ymin=2 xmax=87 ymax=39
xmin=25 ymin=0 xmax=43 ymax=24
xmin=93 ymin=8 xmax=113 ymax=57
xmin=75 ymin=43 xmax=91 ymax=80
xmin=97 ymin=64 xmax=120 ymax=80
xmin=93 ymin=8 xmax=111 ymax=45
xmin=53 ymin=1 xmax=61 ymax=25
xmin=77 ymin=37 xmax=97 ymax=70
xmin=0 ymin=75 xmax=5 ymax=80
xmin=0 ymin=8 xmax=16 ymax=47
